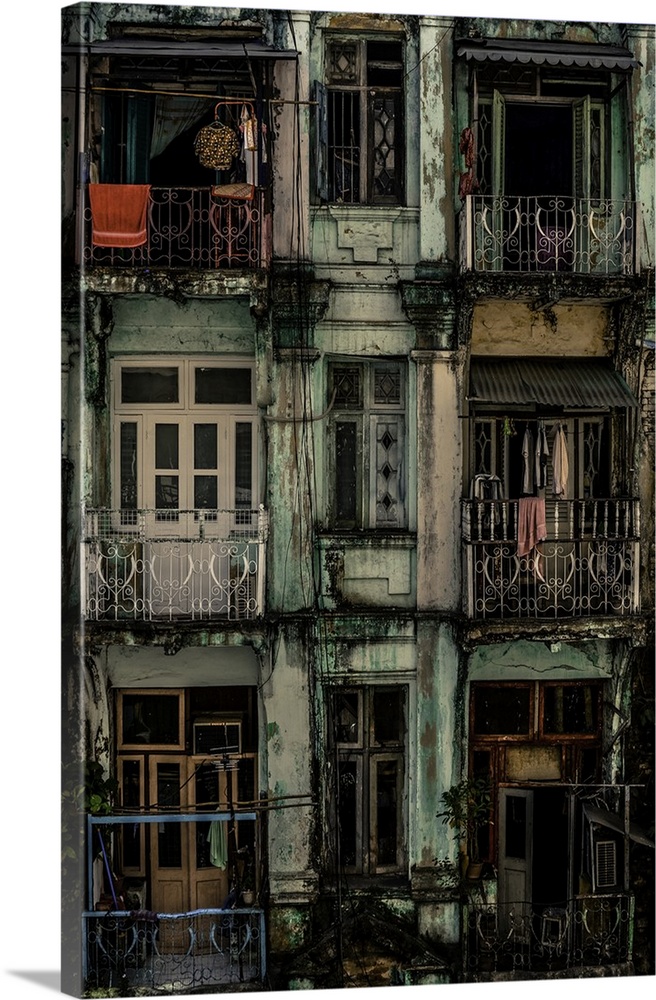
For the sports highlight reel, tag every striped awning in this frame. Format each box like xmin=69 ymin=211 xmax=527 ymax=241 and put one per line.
xmin=456 ymin=38 xmax=639 ymax=71
xmin=469 ymin=358 xmax=638 ymax=410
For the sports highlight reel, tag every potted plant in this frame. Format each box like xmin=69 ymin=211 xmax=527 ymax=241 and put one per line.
xmin=437 ymin=776 xmax=492 ymax=880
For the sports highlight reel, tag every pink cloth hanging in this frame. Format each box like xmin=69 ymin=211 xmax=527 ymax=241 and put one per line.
xmin=89 ymin=184 xmax=151 ymax=247
xmin=517 ymin=497 xmax=547 ymax=557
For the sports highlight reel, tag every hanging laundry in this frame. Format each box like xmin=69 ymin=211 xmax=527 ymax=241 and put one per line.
xmin=535 ymin=420 xmax=550 ymax=490
xmin=194 ymin=120 xmax=240 ymax=170
xmin=522 ymin=424 xmax=534 ymax=494
xmin=207 ymin=817 xmax=228 ymax=869
xmin=552 ymin=423 xmax=569 ymax=497
xmin=517 ymin=497 xmax=547 ymax=557
xmin=89 ymin=184 xmax=151 ymax=248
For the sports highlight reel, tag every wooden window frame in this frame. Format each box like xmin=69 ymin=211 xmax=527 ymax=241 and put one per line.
xmin=329 ymin=685 xmax=407 ymax=876
xmin=117 ymin=689 xmax=185 ymax=752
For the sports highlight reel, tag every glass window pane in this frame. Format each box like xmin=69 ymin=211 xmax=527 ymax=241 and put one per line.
xmin=544 ymin=685 xmax=598 ymax=734
xmin=373 ymin=688 xmax=403 ymax=744
xmin=195 ymin=368 xmax=252 ymax=405
xmin=157 ymin=764 xmax=181 ymax=867
xmin=235 ymin=423 xmax=253 ymax=509
xmin=332 ymin=367 xmax=362 ymax=408
xmin=333 ymin=691 xmax=360 ymax=743
xmin=473 ymin=686 xmax=531 ymax=735
xmin=376 ymin=759 xmax=398 ymax=866
xmin=335 ymin=421 xmax=357 ymax=523
xmin=194 ymin=424 xmax=217 ymax=469
xmin=121 ymin=694 xmax=180 ymax=745
xmin=238 ymin=757 xmax=256 ymax=805
xmin=194 ymin=475 xmax=217 ymax=510
xmin=122 ymin=367 xmax=178 ymax=404
xmin=120 ymin=422 xmax=138 ymax=511
xmin=156 ymin=475 xmax=179 ymax=510
xmin=338 ymin=760 xmax=358 ymax=868
xmin=155 ymin=424 xmax=178 ymax=469
xmin=122 ymin=760 xmax=141 ymax=808
xmin=374 ymin=366 xmax=401 ymax=405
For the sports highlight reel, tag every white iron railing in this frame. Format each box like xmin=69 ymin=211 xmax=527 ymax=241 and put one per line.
xmin=463 ymin=196 xmax=637 ymax=274
xmin=83 ymin=507 xmax=268 ymax=621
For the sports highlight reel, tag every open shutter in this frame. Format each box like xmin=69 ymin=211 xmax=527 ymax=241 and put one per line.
xmin=572 ymin=95 xmax=591 ymax=201
xmin=314 ymin=80 xmax=329 ymax=202
xmin=492 ymin=90 xmax=506 ymax=198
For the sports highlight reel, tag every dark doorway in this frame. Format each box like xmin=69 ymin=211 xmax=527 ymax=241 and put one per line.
xmin=505 ymin=104 xmax=573 ymax=197
xmin=532 ymin=787 xmax=569 ymax=908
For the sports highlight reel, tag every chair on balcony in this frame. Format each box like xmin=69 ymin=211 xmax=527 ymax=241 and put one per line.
xmin=540 ymin=906 xmax=568 ymax=955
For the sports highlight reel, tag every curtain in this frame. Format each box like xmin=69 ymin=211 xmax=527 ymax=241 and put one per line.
xmin=150 ymin=95 xmax=213 ymax=160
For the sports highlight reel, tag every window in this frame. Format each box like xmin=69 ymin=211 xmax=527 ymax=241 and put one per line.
xmin=473 ymin=64 xmax=610 ymax=202
xmin=112 ymin=358 xmax=258 ymax=524
xmin=327 ymin=361 xmax=406 ymax=529
xmin=328 ymin=686 xmax=407 ymax=875
xmin=316 ymin=37 xmax=404 ymax=204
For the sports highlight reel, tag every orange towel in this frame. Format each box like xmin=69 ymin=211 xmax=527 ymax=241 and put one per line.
xmin=517 ymin=497 xmax=547 ymax=557
xmin=89 ymin=184 xmax=151 ymax=248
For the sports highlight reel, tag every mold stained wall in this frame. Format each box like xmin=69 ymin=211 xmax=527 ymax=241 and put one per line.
xmin=470 ymin=302 xmax=611 ymax=357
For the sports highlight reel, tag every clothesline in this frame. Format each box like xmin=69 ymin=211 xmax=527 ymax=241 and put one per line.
xmin=91 ymin=84 xmax=317 ymax=105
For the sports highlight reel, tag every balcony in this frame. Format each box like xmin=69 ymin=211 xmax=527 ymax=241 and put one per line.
xmin=82 ymin=186 xmax=268 ymax=270
xmin=83 ymin=907 xmax=265 ymax=991
xmin=462 ymin=196 xmax=637 ymax=275
xmin=463 ymin=894 xmax=634 ymax=977
xmin=462 ymin=497 xmax=640 ymax=620
xmin=83 ymin=507 xmax=268 ymax=622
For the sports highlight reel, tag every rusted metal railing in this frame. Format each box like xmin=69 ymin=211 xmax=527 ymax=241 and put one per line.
xmin=463 ymin=894 xmax=634 ymax=976
xmin=83 ymin=187 xmax=267 ymax=269
xmin=462 ymin=497 xmax=640 ymax=619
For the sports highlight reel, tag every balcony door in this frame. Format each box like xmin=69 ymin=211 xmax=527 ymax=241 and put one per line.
xmin=149 ymin=757 xmax=232 ymax=916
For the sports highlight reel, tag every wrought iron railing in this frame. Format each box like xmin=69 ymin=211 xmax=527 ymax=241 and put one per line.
xmin=83 ymin=908 xmax=265 ymax=990
xmin=463 ymin=894 xmax=634 ymax=976
xmin=463 ymin=196 xmax=637 ymax=274
xmin=462 ymin=497 xmax=640 ymax=619
xmin=83 ymin=507 xmax=268 ymax=621
xmin=82 ymin=187 xmax=267 ymax=269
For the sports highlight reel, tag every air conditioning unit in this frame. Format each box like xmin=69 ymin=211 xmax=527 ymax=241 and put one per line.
xmin=193 ymin=719 xmax=241 ymax=756
xmin=594 ymin=838 xmax=617 ymax=891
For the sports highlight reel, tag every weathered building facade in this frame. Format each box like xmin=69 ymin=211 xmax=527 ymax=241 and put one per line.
xmin=61 ymin=4 xmax=655 ymax=994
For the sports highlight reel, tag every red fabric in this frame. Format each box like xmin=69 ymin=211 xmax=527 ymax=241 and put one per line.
xmin=517 ymin=497 xmax=547 ymax=557
xmin=89 ymin=184 xmax=151 ymax=248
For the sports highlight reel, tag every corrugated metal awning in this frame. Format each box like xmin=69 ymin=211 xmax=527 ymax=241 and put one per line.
xmin=469 ymin=358 xmax=638 ymax=410
xmin=583 ymin=804 xmax=655 ymax=848
xmin=456 ymin=38 xmax=639 ymax=71
xmin=63 ymin=39 xmax=298 ymax=60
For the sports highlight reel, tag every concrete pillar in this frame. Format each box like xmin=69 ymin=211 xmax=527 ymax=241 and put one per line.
xmin=413 ymin=350 xmax=463 ymax=611
xmin=418 ymin=17 xmax=455 ymax=263
xmin=272 ymin=10 xmax=311 ymax=263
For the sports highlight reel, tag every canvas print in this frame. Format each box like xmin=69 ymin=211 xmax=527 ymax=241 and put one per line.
xmin=61 ymin=2 xmax=655 ymax=996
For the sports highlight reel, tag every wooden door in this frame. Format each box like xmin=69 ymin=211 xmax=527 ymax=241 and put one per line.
xmin=498 ymin=787 xmax=534 ymax=935
xmin=148 ymin=757 xmax=230 ymax=915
